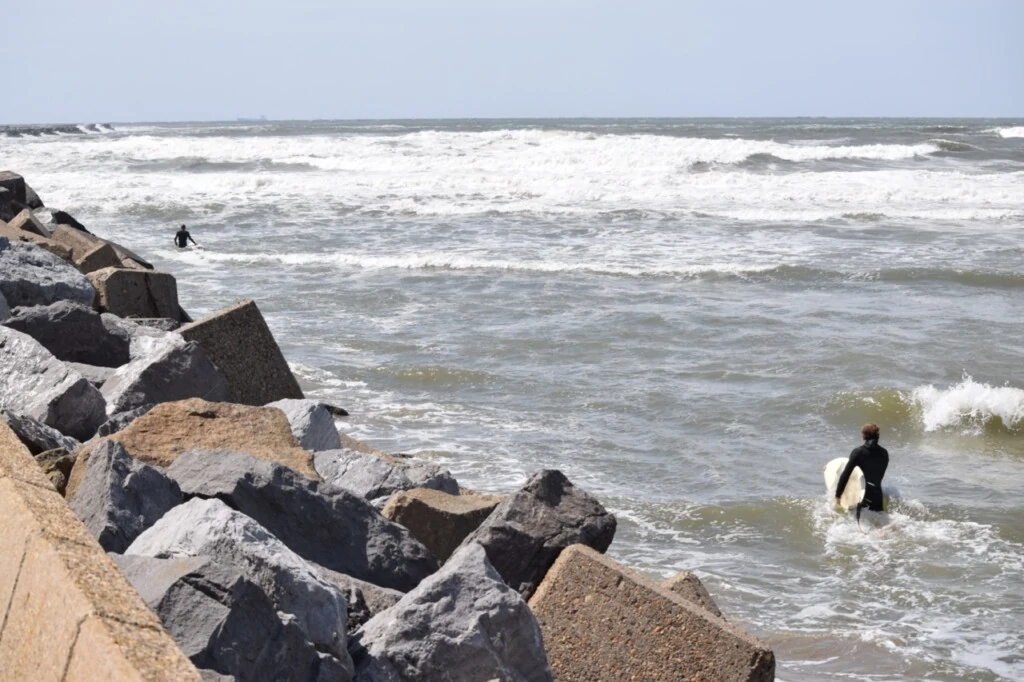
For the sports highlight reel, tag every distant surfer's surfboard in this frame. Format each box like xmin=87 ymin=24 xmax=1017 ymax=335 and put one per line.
xmin=824 ymin=457 xmax=865 ymax=510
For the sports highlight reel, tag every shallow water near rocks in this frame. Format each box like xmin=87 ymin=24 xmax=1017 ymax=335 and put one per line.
xmin=6 ymin=118 xmax=1024 ymax=681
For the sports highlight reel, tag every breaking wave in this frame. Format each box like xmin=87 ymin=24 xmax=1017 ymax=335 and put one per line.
xmin=995 ymin=126 xmax=1024 ymax=139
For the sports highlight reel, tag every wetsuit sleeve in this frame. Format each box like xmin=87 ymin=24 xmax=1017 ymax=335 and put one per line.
xmin=835 ymin=449 xmax=861 ymax=499
xmin=189 ymin=234 xmax=197 ymax=245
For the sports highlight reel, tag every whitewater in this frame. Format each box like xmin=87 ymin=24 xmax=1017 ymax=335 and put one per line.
xmin=5 ymin=117 xmax=1024 ymax=681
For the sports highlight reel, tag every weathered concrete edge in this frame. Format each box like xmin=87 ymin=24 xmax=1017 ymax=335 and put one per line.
xmin=0 ymin=421 xmax=201 ymax=681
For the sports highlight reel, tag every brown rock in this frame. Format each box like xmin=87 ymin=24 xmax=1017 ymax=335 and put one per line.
xmin=87 ymin=266 xmax=182 ymax=320
xmin=8 ymin=208 xmax=51 ymax=238
xmin=663 ymin=571 xmax=724 ymax=619
xmin=66 ymin=398 xmax=317 ymax=499
xmin=36 ymin=447 xmax=77 ymax=496
xmin=178 ymin=299 xmax=303 ymax=405
xmin=75 ymin=242 xmax=122 ymax=274
xmin=0 ymin=222 xmax=73 ymax=261
xmin=51 ymin=224 xmax=103 ymax=261
xmin=381 ymin=487 xmax=502 ymax=562
xmin=528 ymin=545 xmax=775 ymax=682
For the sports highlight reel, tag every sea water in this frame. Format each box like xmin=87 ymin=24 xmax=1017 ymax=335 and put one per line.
xmin=5 ymin=118 xmax=1024 ymax=681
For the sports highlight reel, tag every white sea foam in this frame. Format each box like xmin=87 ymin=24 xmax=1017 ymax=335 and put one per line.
xmin=995 ymin=126 xmax=1024 ymax=139
xmin=910 ymin=375 xmax=1024 ymax=433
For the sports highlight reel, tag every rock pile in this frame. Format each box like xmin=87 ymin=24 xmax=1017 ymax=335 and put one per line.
xmin=0 ymin=171 xmax=775 ymax=681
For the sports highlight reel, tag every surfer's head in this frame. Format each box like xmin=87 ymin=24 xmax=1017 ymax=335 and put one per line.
xmin=861 ymin=422 xmax=880 ymax=441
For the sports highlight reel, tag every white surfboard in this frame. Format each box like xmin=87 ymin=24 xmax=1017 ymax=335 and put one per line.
xmin=824 ymin=457 xmax=865 ymax=510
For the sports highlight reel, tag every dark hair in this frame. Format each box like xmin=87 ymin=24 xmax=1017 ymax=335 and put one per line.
xmin=180 ymin=224 xmax=186 ymax=228
xmin=861 ymin=423 xmax=880 ymax=440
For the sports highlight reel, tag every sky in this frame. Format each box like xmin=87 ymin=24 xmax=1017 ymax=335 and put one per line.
xmin=6 ymin=0 xmax=1023 ymax=123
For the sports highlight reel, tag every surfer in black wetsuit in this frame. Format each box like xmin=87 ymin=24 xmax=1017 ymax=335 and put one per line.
xmin=836 ymin=422 xmax=889 ymax=513
xmin=174 ymin=224 xmax=197 ymax=248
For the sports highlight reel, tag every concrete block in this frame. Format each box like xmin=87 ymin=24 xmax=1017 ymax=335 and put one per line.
xmin=87 ymin=266 xmax=182 ymax=320
xmin=528 ymin=545 xmax=775 ymax=682
xmin=76 ymin=242 xmax=122 ymax=273
xmin=8 ymin=208 xmax=51 ymax=238
xmin=0 ymin=222 xmax=72 ymax=261
xmin=664 ymin=571 xmax=724 ymax=619
xmin=178 ymin=299 xmax=303 ymax=405
xmin=51 ymin=224 xmax=103 ymax=261
xmin=382 ymin=487 xmax=501 ymax=562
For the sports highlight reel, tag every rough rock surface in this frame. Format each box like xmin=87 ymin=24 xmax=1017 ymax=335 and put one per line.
xmin=314 ymin=448 xmax=459 ymax=505
xmin=114 ymin=554 xmax=354 ymax=682
xmin=0 ymin=237 xmax=95 ymax=308
xmin=88 ymin=266 xmax=183 ymax=320
xmin=0 ymin=326 xmax=107 ymax=440
xmin=35 ymin=446 xmax=76 ymax=494
xmin=267 ymin=398 xmax=342 ymax=451
xmin=528 ymin=545 xmax=775 ymax=682
xmin=382 ymin=488 xmax=502 ymax=562
xmin=70 ymin=440 xmax=182 ymax=552
xmin=66 ymin=361 xmax=116 ymax=387
xmin=351 ymin=542 xmax=553 ymax=682
xmin=8 ymin=208 xmax=51 ymax=237
xmin=100 ymin=333 xmax=231 ymax=415
xmin=178 ymin=299 xmax=303 ymax=405
xmin=0 ymin=171 xmax=27 ymax=204
xmin=96 ymin=403 xmax=156 ymax=436
xmin=166 ymin=448 xmax=438 ymax=592
xmin=663 ymin=571 xmax=724 ymax=619
xmin=456 ymin=469 xmax=616 ymax=598
xmin=313 ymin=565 xmax=404 ymax=634
xmin=0 ymin=409 xmax=79 ymax=454
xmin=0 ymin=289 xmax=8 ymax=321
xmin=76 ymin=241 xmax=122 ymax=273
xmin=67 ymin=398 xmax=317 ymax=499
xmin=0 ymin=220 xmax=73 ymax=260
xmin=2 ymin=299 xmax=131 ymax=366
xmin=126 ymin=497 xmax=352 ymax=662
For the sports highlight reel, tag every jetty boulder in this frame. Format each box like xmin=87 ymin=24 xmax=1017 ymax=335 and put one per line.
xmin=351 ymin=542 xmax=552 ymax=682
xmin=8 ymin=208 xmax=51 ymax=238
xmin=0 ymin=238 xmax=95 ymax=308
xmin=0 ymin=290 xmax=8 ymax=321
xmin=0 ymin=221 xmax=72 ymax=260
xmin=126 ymin=497 xmax=353 ymax=664
xmin=66 ymin=398 xmax=318 ymax=499
xmin=267 ymin=398 xmax=342 ymax=451
xmin=115 ymin=553 xmax=354 ymax=681
xmin=314 ymin=566 xmax=403 ymax=633
xmin=100 ymin=333 xmax=231 ymax=415
xmin=2 ymin=300 xmax=131 ymax=367
xmin=76 ymin=241 xmax=122 ymax=273
xmin=664 ymin=571 xmax=724 ymax=619
xmin=456 ymin=469 xmax=616 ymax=598
xmin=88 ymin=266 xmax=183 ymax=320
xmin=529 ymin=545 xmax=775 ymax=682
xmin=0 ymin=171 xmax=28 ymax=204
xmin=166 ymin=448 xmax=438 ymax=592
xmin=314 ymin=448 xmax=459 ymax=505
xmin=0 ymin=327 xmax=106 ymax=440
xmin=382 ymin=487 xmax=502 ymax=562
xmin=0 ymin=409 xmax=79 ymax=455
xmin=178 ymin=299 xmax=303 ymax=405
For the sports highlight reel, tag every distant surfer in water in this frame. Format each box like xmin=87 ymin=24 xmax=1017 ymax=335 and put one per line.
xmin=836 ymin=423 xmax=889 ymax=513
xmin=174 ymin=224 xmax=197 ymax=248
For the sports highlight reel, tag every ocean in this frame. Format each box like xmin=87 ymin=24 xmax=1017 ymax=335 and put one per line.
xmin=5 ymin=118 xmax=1024 ymax=681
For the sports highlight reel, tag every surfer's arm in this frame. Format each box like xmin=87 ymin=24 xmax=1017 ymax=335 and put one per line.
xmin=188 ymin=235 xmax=197 ymax=245
xmin=835 ymin=450 xmax=860 ymax=499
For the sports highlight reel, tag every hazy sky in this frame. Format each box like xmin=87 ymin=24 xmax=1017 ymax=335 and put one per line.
xmin=6 ymin=0 xmax=1023 ymax=123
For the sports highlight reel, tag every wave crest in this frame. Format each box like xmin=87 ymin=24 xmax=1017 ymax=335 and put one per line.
xmin=911 ymin=376 xmax=1024 ymax=434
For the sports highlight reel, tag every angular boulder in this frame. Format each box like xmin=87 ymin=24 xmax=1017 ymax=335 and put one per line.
xmin=663 ymin=571 xmax=724 ymax=619
xmin=88 ymin=266 xmax=183 ymax=320
xmin=96 ymin=403 xmax=156 ymax=437
xmin=8 ymin=208 xmax=51 ymax=238
xmin=529 ymin=545 xmax=775 ymax=682
xmin=0 ymin=220 xmax=73 ymax=260
xmin=0 ymin=326 xmax=106 ymax=440
xmin=455 ymin=469 xmax=616 ymax=598
xmin=0 ymin=238 xmax=95 ymax=308
xmin=36 ymin=446 xmax=76 ymax=495
xmin=100 ymin=333 xmax=231 ymax=415
xmin=66 ymin=398 xmax=317 ymax=499
xmin=267 ymin=398 xmax=342 ymax=451
xmin=69 ymin=440 xmax=182 ymax=552
xmin=313 ymin=565 xmax=404 ymax=633
xmin=382 ymin=487 xmax=502 ymax=563
xmin=0 ymin=289 xmax=8 ymax=322
xmin=0 ymin=409 xmax=79 ymax=454
xmin=115 ymin=554 xmax=354 ymax=682
xmin=178 ymin=300 xmax=303 ymax=405
xmin=24 ymin=182 xmax=43 ymax=209
xmin=2 ymin=300 xmax=131 ymax=367
xmin=126 ymin=497 xmax=352 ymax=662
xmin=166 ymin=448 xmax=438 ymax=592
xmin=0 ymin=171 xmax=27 ymax=204
xmin=66 ymin=361 xmax=116 ymax=387
xmin=314 ymin=448 xmax=459 ymax=505
xmin=76 ymin=241 xmax=122 ymax=273
xmin=50 ymin=223 xmax=103 ymax=260
xmin=351 ymin=542 xmax=552 ymax=682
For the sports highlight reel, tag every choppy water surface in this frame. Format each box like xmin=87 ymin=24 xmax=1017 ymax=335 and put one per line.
xmin=6 ymin=118 xmax=1024 ymax=680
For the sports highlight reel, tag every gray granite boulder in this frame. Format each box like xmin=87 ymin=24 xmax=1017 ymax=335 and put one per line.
xmin=350 ymin=542 xmax=552 ymax=682
xmin=66 ymin=361 xmax=116 ymax=388
xmin=314 ymin=448 xmax=459 ymax=506
xmin=0 ymin=409 xmax=79 ymax=454
xmin=100 ymin=333 xmax=231 ymax=415
xmin=2 ymin=300 xmax=131 ymax=367
xmin=69 ymin=440 xmax=183 ymax=553
xmin=267 ymin=398 xmax=342 ymax=451
xmin=126 ymin=497 xmax=351 ymax=662
xmin=456 ymin=469 xmax=617 ymax=599
xmin=96 ymin=403 xmax=156 ymax=436
xmin=0 ymin=238 xmax=95 ymax=308
xmin=166 ymin=449 xmax=438 ymax=592
xmin=114 ymin=554 xmax=353 ymax=682
xmin=314 ymin=565 xmax=404 ymax=634
xmin=0 ymin=326 xmax=106 ymax=440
